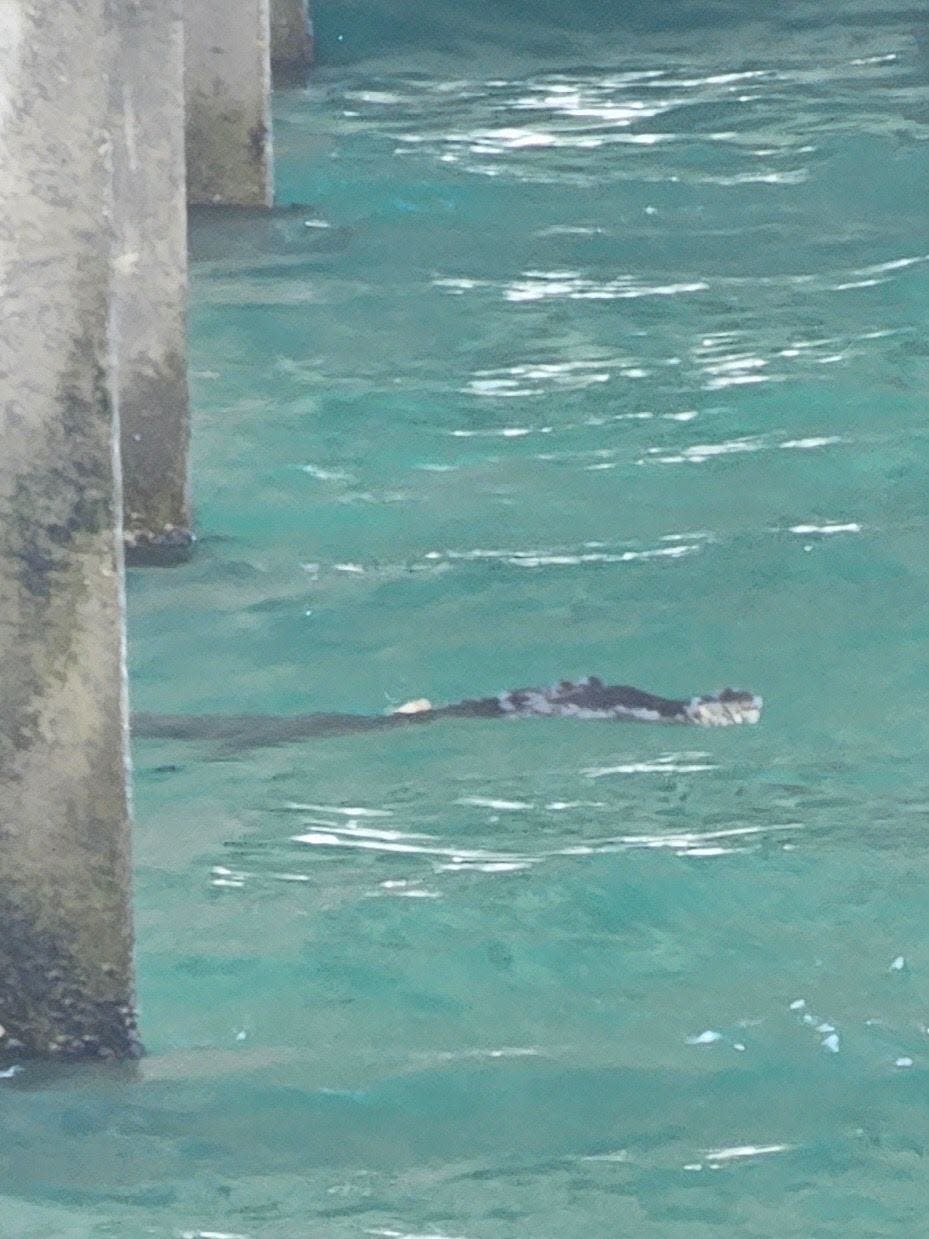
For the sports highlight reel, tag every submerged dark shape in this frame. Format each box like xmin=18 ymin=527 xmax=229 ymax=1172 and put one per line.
xmin=132 ymin=678 xmax=762 ymax=750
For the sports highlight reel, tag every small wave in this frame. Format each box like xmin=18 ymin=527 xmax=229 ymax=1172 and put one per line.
xmin=463 ymin=358 xmax=617 ymax=397
xmin=301 ymin=463 xmax=354 ymax=481
xmin=420 ymin=541 xmax=703 ymax=569
xmin=421 ymin=1046 xmax=546 ymax=1063
xmin=292 ymin=831 xmax=536 ymax=867
xmin=555 ymin=822 xmax=790 ymax=860
xmin=644 ymin=437 xmax=766 ymax=465
xmin=604 ymin=824 xmax=800 ymax=851
xmin=508 ymin=545 xmax=700 ymax=568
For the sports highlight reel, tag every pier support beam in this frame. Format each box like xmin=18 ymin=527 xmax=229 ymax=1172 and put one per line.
xmin=113 ymin=0 xmax=193 ymax=565
xmin=270 ymin=0 xmax=314 ymax=81
xmin=185 ymin=0 xmax=274 ymax=206
xmin=0 ymin=1 xmax=137 ymax=1058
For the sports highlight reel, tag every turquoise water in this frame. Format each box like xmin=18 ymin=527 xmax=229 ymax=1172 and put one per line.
xmin=5 ymin=2 xmax=929 ymax=1234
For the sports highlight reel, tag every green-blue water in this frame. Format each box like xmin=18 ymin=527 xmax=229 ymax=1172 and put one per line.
xmin=5 ymin=2 xmax=929 ymax=1234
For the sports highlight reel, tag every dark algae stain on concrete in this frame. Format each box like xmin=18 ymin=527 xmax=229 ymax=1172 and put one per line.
xmin=0 ymin=894 xmax=139 ymax=1061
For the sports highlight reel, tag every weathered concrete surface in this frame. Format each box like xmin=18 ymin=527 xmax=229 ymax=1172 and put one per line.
xmin=0 ymin=1 xmax=138 ymax=1057
xmin=270 ymin=0 xmax=314 ymax=80
xmin=112 ymin=0 xmax=193 ymax=565
xmin=185 ymin=0 xmax=274 ymax=206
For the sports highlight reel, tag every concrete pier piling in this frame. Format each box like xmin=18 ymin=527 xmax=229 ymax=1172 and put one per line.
xmin=185 ymin=0 xmax=274 ymax=206
xmin=113 ymin=0 xmax=193 ymax=566
xmin=0 ymin=1 xmax=138 ymax=1057
xmin=270 ymin=0 xmax=314 ymax=81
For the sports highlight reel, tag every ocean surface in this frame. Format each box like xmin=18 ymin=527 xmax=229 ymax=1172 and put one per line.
xmin=4 ymin=1 xmax=929 ymax=1234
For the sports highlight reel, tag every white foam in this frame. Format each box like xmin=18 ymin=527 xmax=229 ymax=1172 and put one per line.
xmin=789 ymin=522 xmax=860 ymax=535
xmin=364 ymin=1230 xmax=467 ymax=1239
xmin=546 ymin=800 xmax=606 ymax=810
xmin=585 ymin=760 xmax=717 ymax=776
xmin=780 ymin=436 xmax=841 ymax=450
xmin=296 ymin=820 xmax=434 ymax=842
xmin=704 ymin=1143 xmax=790 ymax=1162
xmin=284 ymin=803 xmax=393 ymax=817
xmin=181 ymin=1232 xmax=249 ymax=1239
xmin=677 ymin=846 xmax=734 ymax=858
xmin=457 ymin=797 xmax=534 ymax=811
xmin=450 ymin=426 xmax=535 ymax=437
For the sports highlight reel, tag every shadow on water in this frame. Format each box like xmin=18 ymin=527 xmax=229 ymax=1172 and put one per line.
xmin=3 ymin=1053 xmax=928 ymax=1209
xmin=188 ymin=204 xmax=356 ymax=265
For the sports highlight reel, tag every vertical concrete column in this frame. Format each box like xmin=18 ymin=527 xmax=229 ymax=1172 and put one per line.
xmin=112 ymin=0 xmax=193 ymax=565
xmin=270 ymin=0 xmax=314 ymax=80
xmin=185 ymin=0 xmax=273 ymax=206
xmin=0 ymin=2 xmax=137 ymax=1056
